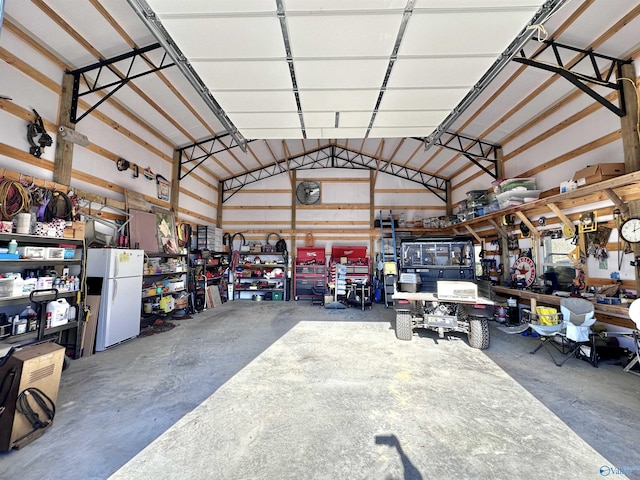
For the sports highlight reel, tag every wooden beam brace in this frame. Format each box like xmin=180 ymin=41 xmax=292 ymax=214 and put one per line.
xmin=488 ymin=218 xmax=508 ymax=238
xmin=463 ymin=224 xmax=482 ymax=243
xmin=547 ymin=202 xmax=575 ymax=236
xmin=603 ymin=188 xmax=629 ymax=215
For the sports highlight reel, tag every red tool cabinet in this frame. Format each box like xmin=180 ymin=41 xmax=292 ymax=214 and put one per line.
xmin=294 ymin=247 xmax=326 ymax=300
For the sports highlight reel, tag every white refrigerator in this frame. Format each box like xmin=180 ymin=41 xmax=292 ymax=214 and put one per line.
xmin=86 ymin=249 xmax=144 ymax=351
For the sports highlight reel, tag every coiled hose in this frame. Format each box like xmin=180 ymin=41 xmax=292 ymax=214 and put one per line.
xmin=0 ymin=180 xmax=31 ymax=220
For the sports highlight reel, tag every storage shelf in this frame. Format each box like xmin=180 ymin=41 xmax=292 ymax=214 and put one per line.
xmin=0 ymin=259 xmax=81 ymax=266
xmin=237 ymin=264 xmax=286 ymax=269
xmin=0 ymin=290 xmax=78 ymax=307
xmin=0 ymin=233 xmax=83 ymax=246
xmin=0 ymin=232 xmax=84 ymax=359
xmin=143 ymin=271 xmax=187 ymax=277
xmin=235 ymin=287 xmax=284 ymax=292
xmin=0 ymin=320 xmax=79 ymax=344
xmin=142 ymin=288 xmax=186 ymax=299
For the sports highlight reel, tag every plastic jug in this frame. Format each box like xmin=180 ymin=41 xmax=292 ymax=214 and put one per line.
xmin=46 ymin=298 xmax=69 ymax=328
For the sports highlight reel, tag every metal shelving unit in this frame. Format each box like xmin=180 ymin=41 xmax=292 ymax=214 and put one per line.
xmin=0 ymin=233 xmax=84 ymax=359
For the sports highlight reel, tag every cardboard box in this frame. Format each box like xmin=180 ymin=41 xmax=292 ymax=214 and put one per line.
xmin=572 ymin=163 xmax=625 ymax=187
xmin=63 ymin=221 xmax=86 ymax=240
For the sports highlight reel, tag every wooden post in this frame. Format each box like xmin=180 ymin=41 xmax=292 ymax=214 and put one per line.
xmin=369 ymin=170 xmax=375 ymax=229
xmin=53 ymin=73 xmax=75 ymax=185
xmin=495 ymin=147 xmax=504 ymax=179
xmin=619 ymin=63 xmax=640 ymax=173
xmin=618 ymin=63 xmax=640 ymax=292
xmin=170 ymin=150 xmax=180 ymax=215
xmin=370 ymin=169 xmax=375 ymax=262
xmin=217 ymin=186 xmax=223 ymax=228
xmin=291 ymin=170 xmax=297 ymax=231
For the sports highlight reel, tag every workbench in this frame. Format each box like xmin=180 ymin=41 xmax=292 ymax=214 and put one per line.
xmin=492 ymin=286 xmax=635 ymax=329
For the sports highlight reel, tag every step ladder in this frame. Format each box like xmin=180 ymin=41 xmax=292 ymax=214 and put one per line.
xmin=380 ymin=210 xmax=398 ymax=308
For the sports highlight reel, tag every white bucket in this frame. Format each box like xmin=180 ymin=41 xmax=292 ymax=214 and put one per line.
xmin=16 ymin=213 xmax=32 ymax=234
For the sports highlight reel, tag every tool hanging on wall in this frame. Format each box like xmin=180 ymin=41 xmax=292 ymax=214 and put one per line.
xmin=116 ymin=158 xmax=139 ymax=178
xmin=579 ymin=211 xmax=597 ymax=233
xmin=26 ymin=109 xmax=52 ymax=158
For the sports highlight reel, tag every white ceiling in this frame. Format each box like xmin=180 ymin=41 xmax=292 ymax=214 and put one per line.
xmin=144 ymin=0 xmax=546 ymax=140
xmin=2 ymin=0 xmax=640 ymax=187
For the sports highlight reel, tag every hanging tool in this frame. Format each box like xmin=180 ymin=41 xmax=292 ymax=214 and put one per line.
xmin=26 ymin=110 xmax=52 ymax=158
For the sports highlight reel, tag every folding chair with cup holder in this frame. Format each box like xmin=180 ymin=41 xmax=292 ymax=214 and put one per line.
xmin=559 ymin=297 xmax=597 ymax=367
xmin=528 ymin=307 xmax=568 ymax=366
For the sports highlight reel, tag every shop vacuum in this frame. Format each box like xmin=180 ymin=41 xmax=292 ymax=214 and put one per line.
xmin=0 ymin=341 xmax=65 ymax=450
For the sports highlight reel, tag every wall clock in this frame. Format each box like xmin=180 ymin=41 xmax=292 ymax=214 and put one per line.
xmin=620 ymin=217 xmax=640 ymax=243
xmin=296 ymin=181 xmax=321 ymax=205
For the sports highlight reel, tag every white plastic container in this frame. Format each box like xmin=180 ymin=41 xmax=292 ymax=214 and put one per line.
xmin=46 ymin=298 xmax=70 ymax=328
xmin=12 ymin=275 xmax=24 ymax=297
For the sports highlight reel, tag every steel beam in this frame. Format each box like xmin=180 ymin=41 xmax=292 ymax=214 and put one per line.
xmin=416 ymin=133 xmax=500 ymax=179
xmin=423 ymin=0 xmax=571 ymax=150
xmin=127 ymin=0 xmax=247 ymax=152
xmin=176 ymin=134 xmax=256 ymax=180
xmin=68 ymin=43 xmax=174 ymax=123
xmin=513 ymin=39 xmax=632 ymax=117
xmin=222 ymin=146 xmax=448 ymax=203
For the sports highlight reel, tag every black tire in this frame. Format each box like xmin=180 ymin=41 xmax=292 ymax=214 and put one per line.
xmin=62 ymin=355 xmax=71 ymax=372
xmin=395 ymin=311 xmax=413 ymax=341
xmin=468 ymin=317 xmax=490 ymax=349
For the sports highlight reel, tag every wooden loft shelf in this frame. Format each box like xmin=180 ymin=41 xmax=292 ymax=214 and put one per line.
xmin=452 ymin=169 xmax=640 ymax=239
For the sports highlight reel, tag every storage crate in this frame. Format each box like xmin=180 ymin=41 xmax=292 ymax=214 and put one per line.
xmin=272 ymin=291 xmax=283 ymax=301
xmin=0 ymin=278 xmax=14 ymax=297
xmin=17 ymin=246 xmax=46 ymax=259
xmin=45 ymin=247 xmax=65 ymax=260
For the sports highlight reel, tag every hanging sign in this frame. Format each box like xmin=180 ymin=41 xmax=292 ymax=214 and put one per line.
xmin=156 ymin=174 xmax=170 ymax=201
xmin=512 ymin=256 xmax=536 ymax=287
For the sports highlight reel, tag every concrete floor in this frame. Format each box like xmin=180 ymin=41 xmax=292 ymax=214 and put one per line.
xmin=0 ymin=301 xmax=638 ymax=480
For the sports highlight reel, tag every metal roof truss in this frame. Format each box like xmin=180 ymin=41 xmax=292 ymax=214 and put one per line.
xmin=68 ymin=43 xmax=174 ymax=124
xmin=513 ymin=39 xmax=632 ymax=117
xmin=177 ymin=134 xmax=256 ymax=180
xmin=222 ymin=146 xmax=448 ymax=203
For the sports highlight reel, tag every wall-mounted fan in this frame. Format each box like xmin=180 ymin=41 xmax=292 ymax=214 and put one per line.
xmin=296 ymin=181 xmax=321 ymax=205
